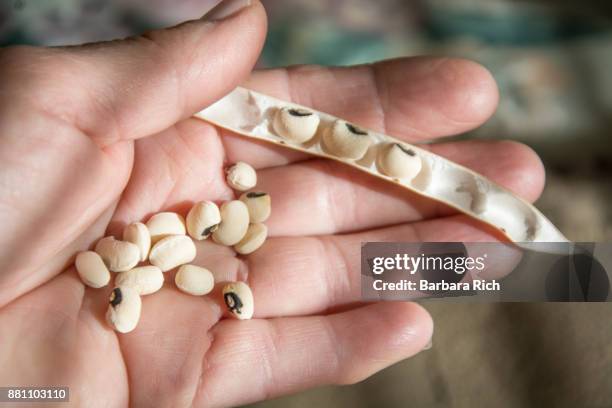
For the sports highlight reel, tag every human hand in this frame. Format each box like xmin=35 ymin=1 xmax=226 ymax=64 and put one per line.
xmin=0 ymin=0 xmax=544 ymax=406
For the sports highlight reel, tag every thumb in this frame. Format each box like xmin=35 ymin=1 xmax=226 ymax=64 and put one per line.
xmin=3 ymin=0 xmax=267 ymax=146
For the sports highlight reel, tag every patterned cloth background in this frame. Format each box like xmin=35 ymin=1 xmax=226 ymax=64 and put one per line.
xmin=1 ymin=1 xmax=612 ymax=407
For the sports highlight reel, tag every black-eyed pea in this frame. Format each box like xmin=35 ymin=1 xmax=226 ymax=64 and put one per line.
xmin=239 ymin=192 xmax=271 ymax=223
xmin=115 ymin=266 xmax=164 ymax=295
xmin=75 ymin=251 xmax=110 ymax=288
xmin=94 ymin=236 xmax=140 ymax=272
xmin=226 ymin=162 xmax=257 ymax=191
xmin=122 ymin=222 xmax=151 ymax=262
xmin=376 ymin=142 xmax=422 ymax=181
xmin=186 ymin=201 xmax=221 ymax=240
xmin=175 ymin=265 xmax=214 ymax=296
xmin=212 ymin=200 xmax=250 ymax=246
xmin=321 ymin=120 xmax=372 ymax=160
xmin=149 ymin=235 xmax=196 ymax=272
xmin=222 ymin=282 xmax=254 ymax=320
xmin=106 ymin=286 xmax=141 ymax=333
xmin=272 ymin=107 xmax=320 ymax=143
xmin=146 ymin=212 xmax=186 ymax=244
xmin=233 ymin=223 xmax=268 ymax=255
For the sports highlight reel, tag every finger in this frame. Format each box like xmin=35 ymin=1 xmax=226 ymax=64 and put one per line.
xmin=258 ymin=140 xmax=544 ymax=237
xmin=191 ymin=214 xmax=501 ymax=318
xmin=0 ymin=0 xmax=267 ymax=146
xmin=220 ymin=57 xmax=499 ymax=167
xmin=196 ymin=302 xmax=432 ymax=407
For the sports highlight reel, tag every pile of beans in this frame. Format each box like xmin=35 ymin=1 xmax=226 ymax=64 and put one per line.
xmin=74 ymin=161 xmax=269 ymax=333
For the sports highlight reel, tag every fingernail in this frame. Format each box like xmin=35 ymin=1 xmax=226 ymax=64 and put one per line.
xmin=203 ymin=0 xmax=252 ymax=22
xmin=422 ymin=337 xmax=433 ymax=350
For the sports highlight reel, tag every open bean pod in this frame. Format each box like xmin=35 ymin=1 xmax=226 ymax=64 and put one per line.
xmin=194 ymin=87 xmax=568 ymax=251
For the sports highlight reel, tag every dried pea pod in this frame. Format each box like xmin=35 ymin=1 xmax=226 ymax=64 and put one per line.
xmin=194 ymin=87 xmax=568 ymax=250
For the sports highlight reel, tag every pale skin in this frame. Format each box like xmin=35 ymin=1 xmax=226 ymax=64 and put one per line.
xmin=0 ymin=2 xmax=546 ymax=407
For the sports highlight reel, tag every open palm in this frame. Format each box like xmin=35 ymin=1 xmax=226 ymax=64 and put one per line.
xmin=0 ymin=2 xmax=545 ymax=407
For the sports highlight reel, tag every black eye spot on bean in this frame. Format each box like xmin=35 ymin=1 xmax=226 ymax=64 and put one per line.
xmin=396 ymin=143 xmax=416 ymax=156
xmin=246 ymin=192 xmax=267 ymax=198
xmin=346 ymin=123 xmax=368 ymax=136
xmin=288 ymin=108 xmax=312 ymax=117
xmin=110 ymin=288 xmax=122 ymax=307
xmin=224 ymin=292 xmax=243 ymax=314
xmin=202 ymin=224 xmax=219 ymax=237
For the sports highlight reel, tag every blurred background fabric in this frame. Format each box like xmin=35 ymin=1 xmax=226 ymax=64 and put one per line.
xmin=1 ymin=0 xmax=611 ymax=406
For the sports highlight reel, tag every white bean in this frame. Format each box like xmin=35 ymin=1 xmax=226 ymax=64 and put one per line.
xmin=321 ymin=120 xmax=372 ymax=160
xmin=212 ymin=200 xmax=250 ymax=246
xmin=122 ymin=222 xmax=151 ymax=262
xmin=272 ymin=107 xmax=320 ymax=143
xmin=239 ymin=192 xmax=271 ymax=223
xmin=149 ymin=235 xmax=196 ymax=272
xmin=226 ymin=162 xmax=257 ymax=191
xmin=376 ymin=142 xmax=422 ymax=180
xmin=234 ymin=223 xmax=268 ymax=255
xmin=146 ymin=212 xmax=186 ymax=244
xmin=75 ymin=251 xmax=110 ymax=288
xmin=106 ymin=286 xmax=141 ymax=333
xmin=222 ymin=282 xmax=254 ymax=320
xmin=94 ymin=236 xmax=140 ymax=272
xmin=175 ymin=264 xmax=214 ymax=296
xmin=115 ymin=266 xmax=164 ymax=295
xmin=186 ymin=201 xmax=221 ymax=240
